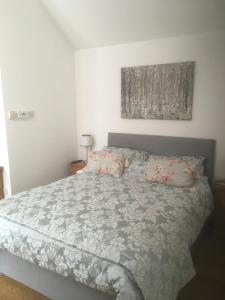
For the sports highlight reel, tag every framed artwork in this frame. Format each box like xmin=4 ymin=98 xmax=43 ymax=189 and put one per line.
xmin=121 ymin=61 xmax=194 ymax=120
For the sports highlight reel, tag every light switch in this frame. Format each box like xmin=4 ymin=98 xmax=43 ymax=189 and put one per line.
xmin=8 ymin=111 xmax=18 ymax=120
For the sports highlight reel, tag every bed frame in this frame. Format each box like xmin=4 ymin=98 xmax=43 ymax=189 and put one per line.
xmin=0 ymin=133 xmax=216 ymax=300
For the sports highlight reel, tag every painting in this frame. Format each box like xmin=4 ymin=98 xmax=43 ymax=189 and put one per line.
xmin=121 ymin=61 xmax=194 ymax=120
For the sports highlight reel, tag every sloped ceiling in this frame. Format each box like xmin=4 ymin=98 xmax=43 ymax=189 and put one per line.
xmin=41 ymin=0 xmax=225 ymax=49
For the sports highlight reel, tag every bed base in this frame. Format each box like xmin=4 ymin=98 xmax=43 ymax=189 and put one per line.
xmin=0 ymin=251 xmax=115 ymax=300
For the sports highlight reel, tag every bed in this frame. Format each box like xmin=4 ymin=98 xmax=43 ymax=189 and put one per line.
xmin=0 ymin=133 xmax=216 ymax=300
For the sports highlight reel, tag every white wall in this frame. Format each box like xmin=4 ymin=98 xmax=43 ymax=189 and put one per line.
xmin=0 ymin=0 xmax=76 ymax=194
xmin=75 ymin=31 xmax=225 ymax=179
xmin=0 ymin=72 xmax=11 ymax=196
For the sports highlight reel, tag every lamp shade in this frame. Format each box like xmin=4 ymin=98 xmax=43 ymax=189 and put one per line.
xmin=80 ymin=134 xmax=94 ymax=147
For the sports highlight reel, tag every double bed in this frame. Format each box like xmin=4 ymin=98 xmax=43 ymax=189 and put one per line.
xmin=0 ymin=133 xmax=216 ymax=300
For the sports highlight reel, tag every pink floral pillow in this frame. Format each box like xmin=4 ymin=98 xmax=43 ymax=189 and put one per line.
xmin=145 ymin=157 xmax=199 ymax=187
xmin=85 ymin=151 xmax=125 ymax=177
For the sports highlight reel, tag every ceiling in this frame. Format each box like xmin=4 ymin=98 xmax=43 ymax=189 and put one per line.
xmin=41 ymin=0 xmax=225 ymax=50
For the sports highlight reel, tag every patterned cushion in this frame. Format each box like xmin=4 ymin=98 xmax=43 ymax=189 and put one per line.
xmin=85 ymin=151 xmax=125 ymax=177
xmin=145 ymin=157 xmax=202 ymax=187
xmin=148 ymin=155 xmax=205 ymax=178
xmin=103 ymin=146 xmax=149 ymax=167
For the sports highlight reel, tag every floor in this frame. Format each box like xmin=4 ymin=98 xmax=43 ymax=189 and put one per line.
xmin=0 ymin=275 xmax=48 ymax=300
xmin=177 ymin=214 xmax=225 ymax=300
xmin=0 ymin=217 xmax=224 ymax=300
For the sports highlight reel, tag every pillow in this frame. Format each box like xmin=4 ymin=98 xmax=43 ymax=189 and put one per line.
xmin=148 ymin=155 xmax=205 ymax=178
xmin=103 ymin=146 xmax=149 ymax=167
xmin=145 ymin=157 xmax=202 ymax=187
xmin=123 ymin=160 xmax=147 ymax=178
xmin=85 ymin=151 xmax=125 ymax=177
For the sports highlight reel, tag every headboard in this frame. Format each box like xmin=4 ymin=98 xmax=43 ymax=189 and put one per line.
xmin=108 ymin=132 xmax=216 ymax=184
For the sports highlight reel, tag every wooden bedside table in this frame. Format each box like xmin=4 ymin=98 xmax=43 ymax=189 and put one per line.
xmin=69 ymin=160 xmax=86 ymax=176
xmin=212 ymin=180 xmax=225 ymax=236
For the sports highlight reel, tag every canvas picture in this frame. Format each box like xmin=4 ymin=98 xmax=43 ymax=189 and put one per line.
xmin=121 ymin=61 xmax=194 ymax=120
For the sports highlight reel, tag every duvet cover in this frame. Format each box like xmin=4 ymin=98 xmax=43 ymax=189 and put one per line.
xmin=0 ymin=163 xmax=213 ymax=300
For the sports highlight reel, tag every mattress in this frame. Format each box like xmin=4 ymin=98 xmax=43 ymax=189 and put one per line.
xmin=0 ymin=163 xmax=213 ymax=300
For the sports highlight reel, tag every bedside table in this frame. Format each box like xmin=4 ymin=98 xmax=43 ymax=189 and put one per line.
xmin=212 ymin=181 xmax=225 ymax=236
xmin=69 ymin=160 xmax=86 ymax=176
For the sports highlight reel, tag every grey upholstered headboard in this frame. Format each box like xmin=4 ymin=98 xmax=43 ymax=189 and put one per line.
xmin=108 ymin=132 xmax=216 ymax=184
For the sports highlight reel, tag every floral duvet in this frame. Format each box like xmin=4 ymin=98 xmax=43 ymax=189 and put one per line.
xmin=0 ymin=166 xmax=213 ymax=300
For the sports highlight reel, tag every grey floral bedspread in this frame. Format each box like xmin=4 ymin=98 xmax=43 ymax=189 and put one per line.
xmin=0 ymin=164 xmax=213 ymax=300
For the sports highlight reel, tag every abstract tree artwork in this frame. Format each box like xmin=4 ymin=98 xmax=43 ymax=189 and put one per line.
xmin=121 ymin=61 xmax=194 ymax=120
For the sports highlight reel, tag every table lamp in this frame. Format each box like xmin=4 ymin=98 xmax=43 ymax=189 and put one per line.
xmin=80 ymin=134 xmax=94 ymax=162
